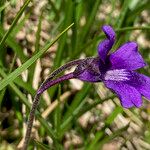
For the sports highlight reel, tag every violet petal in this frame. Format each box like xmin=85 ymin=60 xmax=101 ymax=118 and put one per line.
xmin=98 ymin=25 xmax=115 ymax=62
xmin=126 ymin=72 xmax=150 ymax=100
xmin=109 ymin=42 xmax=147 ymax=70
xmin=102 ymin=25 xmax=116 ymax=42
xmin=104 ymin=80 xmax=142 ymax=108
xmin=98 ymin=39 xmax=113 ymax=62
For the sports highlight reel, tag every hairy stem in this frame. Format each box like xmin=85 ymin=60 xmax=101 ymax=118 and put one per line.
xmin=22 ymin=58 xmax=90 ymax=150
xmin=22 ymin=73 xmax=74 ymax=150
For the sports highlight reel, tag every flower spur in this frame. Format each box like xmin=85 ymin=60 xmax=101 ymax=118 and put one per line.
xmin=22 ymin=25 xmax=150 ymax=150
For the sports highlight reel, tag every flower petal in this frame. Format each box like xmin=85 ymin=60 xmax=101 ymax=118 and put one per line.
xmin=109 ymin=42 xmax=147 ymax=70
xmin=104 ymin=80 xmax=142 ymax=108
xmin=102 ymin=25 xmax=116 ymax=42
xmin=98 ymin=25 xmax=116 ymax=62
xmin=98 ymin=39 xmax=113 ymax=62
xmin=73 ymin=57 xmax=102 ymax=82
xmin=126 ymin=72 xmax=150 ymax=100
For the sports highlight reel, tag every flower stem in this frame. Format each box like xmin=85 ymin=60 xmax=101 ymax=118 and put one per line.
xmin=37 ymin=73 xmax=74 ymax=94
xmin=22 ymin=58 xmax=88 ymax=150
xmin=22 ymin=73 xmax=74 ymax=150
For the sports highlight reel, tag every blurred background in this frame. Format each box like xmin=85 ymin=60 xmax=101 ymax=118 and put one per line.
xmin=0 ymin=0 xmax=150 ymax=149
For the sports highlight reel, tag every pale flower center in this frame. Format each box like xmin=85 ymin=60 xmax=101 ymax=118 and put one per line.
xmin=104 ymin=69 xmax=131 ymax=81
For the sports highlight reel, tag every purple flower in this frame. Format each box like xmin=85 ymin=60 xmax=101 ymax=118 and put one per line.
xmin=73 ymin=25 xmax=150 ymax=108
xmin=23 ymin=25 xmax=150 ymax=150
xmin=37 ymin=25 xmax=150 ymax=108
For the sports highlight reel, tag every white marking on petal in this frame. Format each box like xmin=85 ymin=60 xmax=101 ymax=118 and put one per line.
xmin=104 ymin=69 xmax=131 ymax=81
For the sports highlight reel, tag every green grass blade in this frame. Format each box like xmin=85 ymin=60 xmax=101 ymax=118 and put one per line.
xmin=115 ymin=0 xmax=130 ymax=28
xmin=0 ymin=0 xmax=32 ymax=49
xmin=97 ymin=125 xmax=129 ymax=149
xmin=36 ymin=114 xmax=57 ymax=140
xmin=54 ymin=85 xmax=61 ymax=134
xmin=11 ymin=13 xmax=30 ymax=36
xmin=0 ymin=23 xmax=74 ymax=91
xmin=34 ymin=140 xmax=51 ymax=150
xmin=0 ymin=26 xmax=28 ymax=62
xmin=79 ymin=0 xmax=102 ymax=43
xmin=63 ymin=83 xmax=91 ymax=121
xmin=53 ymin=1 xmax=73 ymax=69
xmin=0 ymin=67 xmax=58 ymax=141
xmin=0 ymin=67 xmax=31 ymax=108
xmin=87 ymin=106 xmax=123 ymax=150
xmin=0 ymin=1 xmax=9 ymax=13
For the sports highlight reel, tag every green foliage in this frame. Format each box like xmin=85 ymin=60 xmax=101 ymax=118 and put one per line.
xmin=0 ymin=0 xmax=150 ymax=149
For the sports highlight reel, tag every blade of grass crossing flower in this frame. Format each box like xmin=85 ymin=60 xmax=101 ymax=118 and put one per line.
xmin=76 ymin=26 xmax=150 ymax=58
xmin=0 ymin=23 xmax=74 ymax=91
xmin=0 ymin=0 xmax=31 ymax=49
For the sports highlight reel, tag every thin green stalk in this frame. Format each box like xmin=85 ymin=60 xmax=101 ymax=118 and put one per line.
xmin=0 ymin=67 xmax=57 ymax=141
xmin=0 ymin=68 xmax=31 ymax=108
xmin=11 ymin=12 xmax=30 ymax=36
xmin=0 ymin=54 xmax=16 ymax=108
xmin=79 ymin=0 xmax=101 ymax=43
xmin=116 ymin=26 xmax=150 ymax=32
xmin=0 ymin=0 xmax=7 ymax=26
xmin=54 ymin=85 xmax=61 ymax=134
xmin=115 ymin=0 xmax=130 ymax=28
xmin=97 ymin=125 xmax=129 ymax=149
xmin=53 ymin=1 xmax=73 ymax=69
xmin=0 ymin=23 xmax=74 ymax=91
xmin=0 ymin=0 xmax=32 ymax=49
xmin=49 ymin=0 xmax=73 ymax=97
xmin=87 ymin=107 xmax=123 ymax=150
xmin=0 ymin=26 xmax=28 ymax=62
xmin=48 ymin=0 xmax=59 ymax=20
